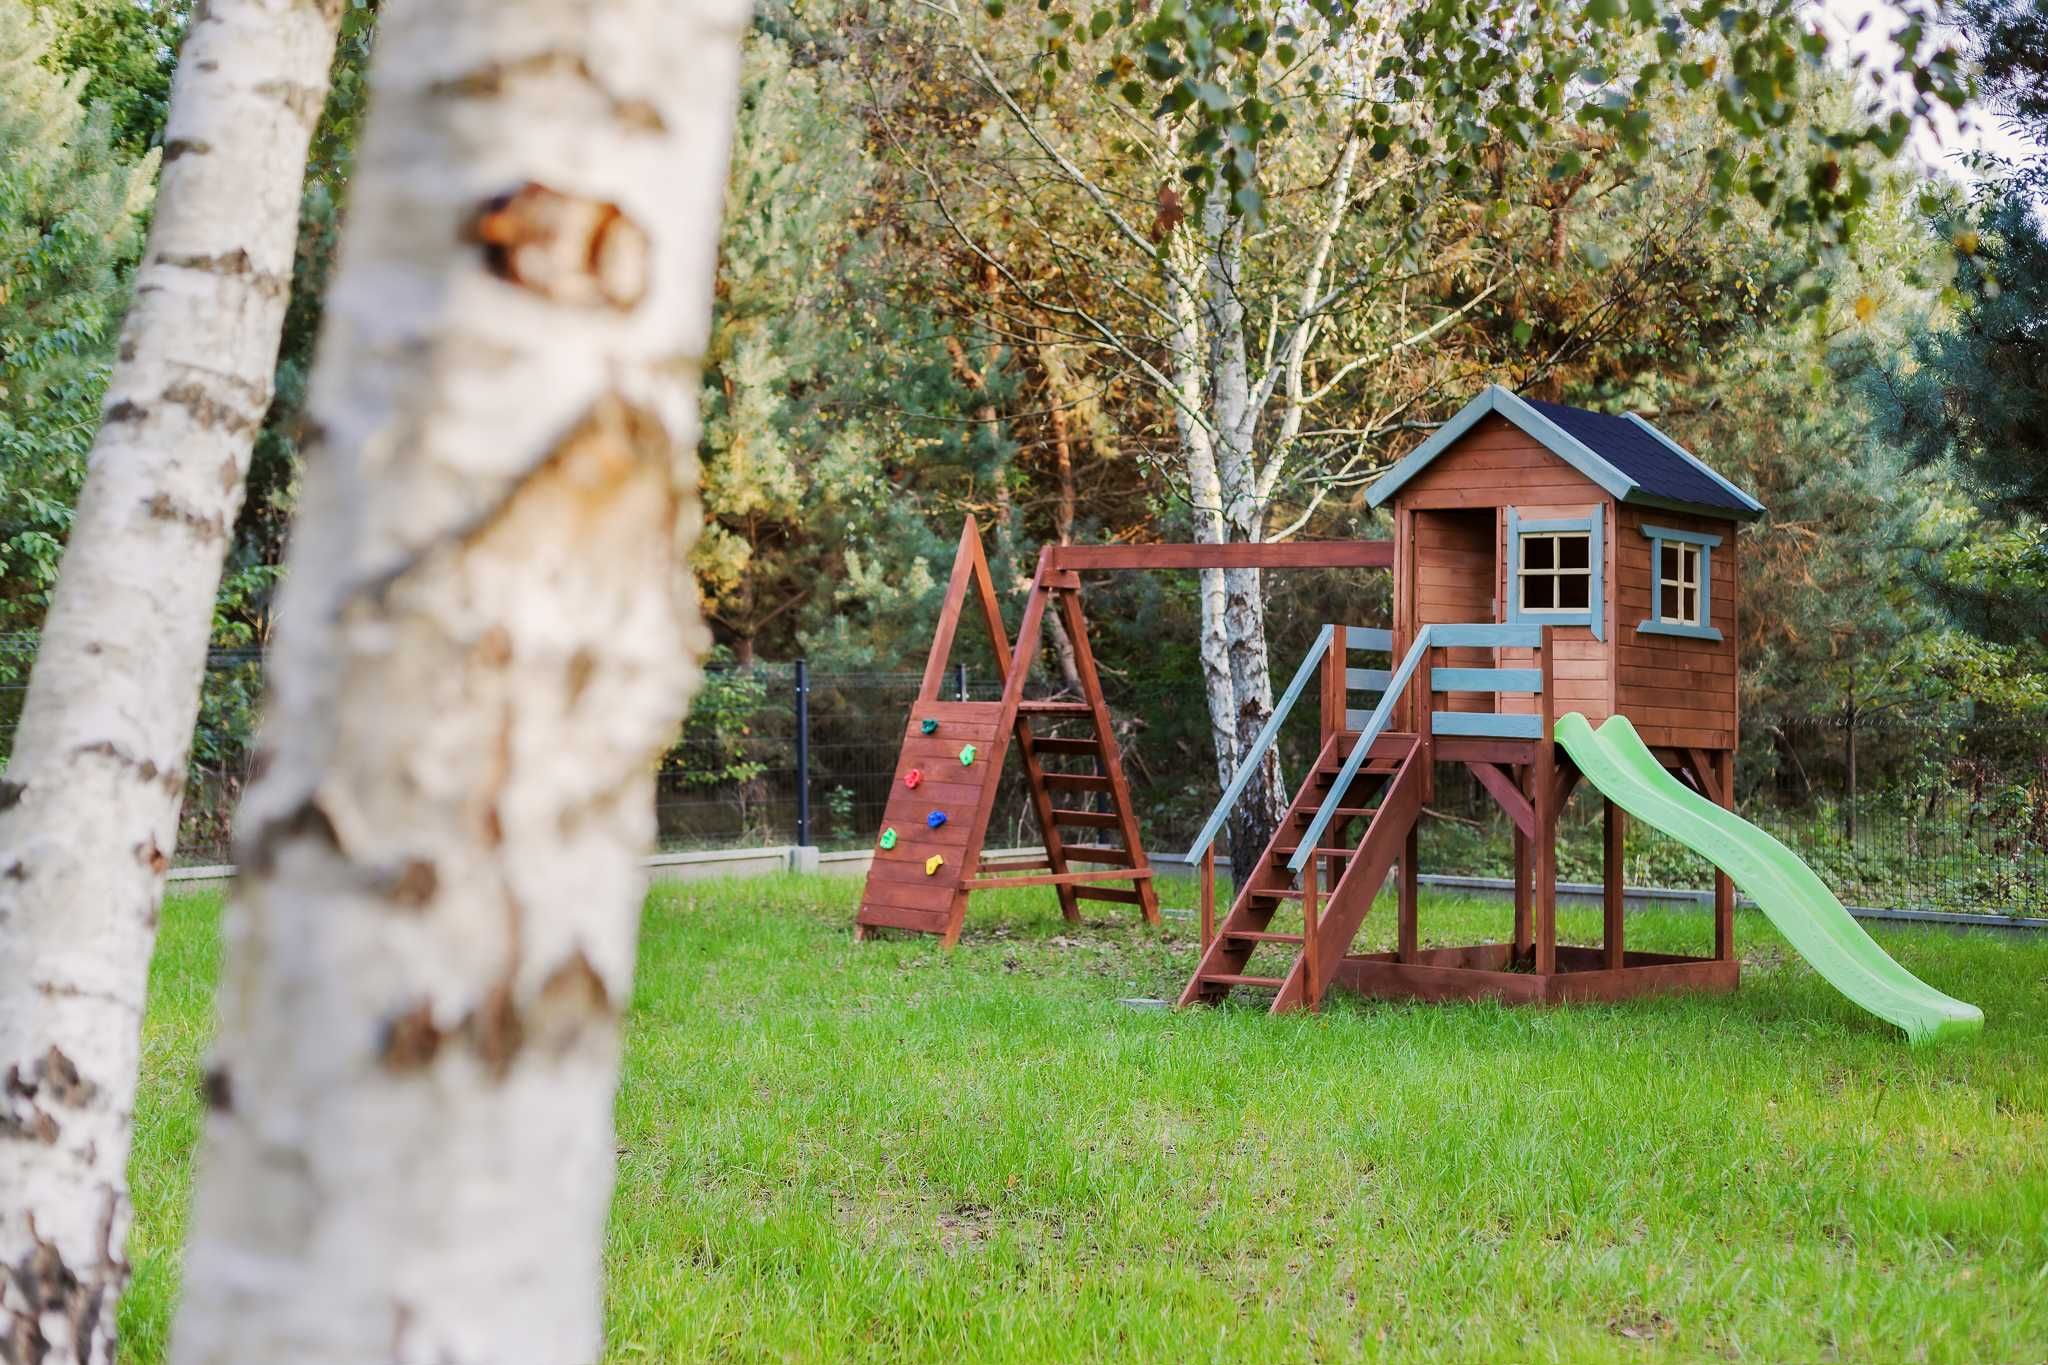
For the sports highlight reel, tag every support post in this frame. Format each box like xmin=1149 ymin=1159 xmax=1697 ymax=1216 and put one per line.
xmin=794 ymin=658 xmax=811 ymax=848
xmin=1714 ymin=748 xmax=1735 ymax=961
xmin=1602 ymin=797 xmax=1624 ymax=969
xmin=1321 ymin=623 xmax=1347 ymax=746
xmin=1302 ymin=851 xmax=1321 ymax=1011
xmin=1199 ymin=843 xmax=1216 ymax=952
xmin=1531 ymin=625 xmax=1557 ymax=976
xmin=1512 ymin=824 xmax=1531 ymax=960
xmin=1398 ymin=824 xmax=1419 ymax=962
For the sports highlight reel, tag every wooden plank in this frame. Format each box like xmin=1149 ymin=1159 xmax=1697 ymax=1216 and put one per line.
xmin=1029 ymin=736 xmax=1100 ymax=755
xmin=1604 ymin=799 xmax=1625 ymax=970
xmin=1432 ymin=622 xmax=1542 ymax=648
xmin=858 ymin=879 xmax=959 ymax=912
xmin=965 ymin=867 xmax=1155 ymax=890
xmin=855 ymin=902 xmax=952 ymax=933
xmin=1053 ymin=585 xmax=1159 ymax=926
xmin=1043 ymin=541 xmax=1394 ymax=570
xmin=1041 ymin=772 xmax=1112 ymax=792
xmin=1431 ymin=666 xmax=1542 ymax=693
xmin=1072 ymin=885 xmax=1146 ymax=904
xmin=1468 ymin=761 xmax=1534 ymax=838
xmin=1048 ymin=808 xmax=1119 ymax=828
xmin=1432 ymin=712 xmax=1543 ymax=739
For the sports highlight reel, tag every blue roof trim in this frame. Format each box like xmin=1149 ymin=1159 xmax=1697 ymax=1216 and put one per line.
xmin=1366 ymin=385 xmax=1764 ymax=521
xmin=1622 ymin=413 xmax=1766 ymax=517
xmin=1366 ymin=385 xmax=1635 ymax=509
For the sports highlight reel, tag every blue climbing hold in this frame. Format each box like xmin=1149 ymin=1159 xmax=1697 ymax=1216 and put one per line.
xmin=927 ymin=810 xmax=948 ymax=829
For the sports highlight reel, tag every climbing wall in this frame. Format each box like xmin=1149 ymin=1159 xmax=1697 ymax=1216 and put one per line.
xmin=855 ymin=701 xmax=1005 ymax=942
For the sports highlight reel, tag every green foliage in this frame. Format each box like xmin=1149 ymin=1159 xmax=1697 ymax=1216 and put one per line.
xmin=1038 ymin=0 xmax=1967 ymax=235
xmin=665 ymin=650 xmax=771 ymax=793
xmin=0 ymin=4 xmax=158 ymax=665
xmin=22 ymin=0 xmax=183 ymax=155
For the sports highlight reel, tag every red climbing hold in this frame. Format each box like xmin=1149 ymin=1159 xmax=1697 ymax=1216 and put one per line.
xmin=903 ymin=768 xmax=923 ymax=789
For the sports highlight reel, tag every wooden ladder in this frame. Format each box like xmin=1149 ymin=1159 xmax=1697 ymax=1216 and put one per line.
xmin=1179 ymin=729 xmax=1425 ymax=1011
xmin=855 ymin=520 xmax=1160 ymax=945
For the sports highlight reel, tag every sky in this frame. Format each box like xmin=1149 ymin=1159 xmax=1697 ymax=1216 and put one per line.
xmin=1817 ymin=0 xmax=2043 ymax=182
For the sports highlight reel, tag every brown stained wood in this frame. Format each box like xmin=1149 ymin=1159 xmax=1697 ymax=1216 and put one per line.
xmin=1043 ymin=541 xmax=1393 ymax=571
xmin=1199 ymin=844 xmax=1216 ymax=952
xmin=1029 ymin=736 xmax=1102 ymax=755
xmin=1513 ymin=824 xmax=1532 ymax=957
xmin=1531 ymin=626 xmax=1557 ymax=976
xmin=1073 ymin=885 xmax=1147 ymax=905
xmin=1603 ymin=798 xmax=1625 ymax=970
xmin=1348 ymin=943 xmax=1516 ymax=971
xmin=1686 ymin=747 xmax=1723 ymax=804
xmin=1004 ymin=581 xmax=1082 ymax=923
xmin=1398 ymin=825 xmax=1419 ymax=962
xmin=1715 ymin=747 xmax=1736 ymax=962
xmin=855 ymin=902 xmax=954 ymax=933
xmin=1048 ymin=807 xmax=1120 ymax=828
xmin=1055 ymin=585 xmax=1161 ymax=926
xmin=1041 ymin=772 xmax=1113 ymax=792
xmin=1468 ymin=761 xmax=1534 ymax=838
xmin=966 ymin=867 xmax=1156 ymax=890
xmin=1328 ymin=944 xmax=1738 ymax=1005
xmin=1434 ymin=737 xmax=1540 ymax=765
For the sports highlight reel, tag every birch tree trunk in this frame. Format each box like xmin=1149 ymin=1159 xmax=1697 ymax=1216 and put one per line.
xmin=0 ymin=6 xmax=341 ymax=1362
xmin=1201 ymin=200 xmax=1285 ymax=875
xmin=166 ymin=2 xmax=748 ymax=1361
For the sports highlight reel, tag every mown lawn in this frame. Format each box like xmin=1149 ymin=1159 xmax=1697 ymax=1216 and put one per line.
xmin=125 ymin=875 xmax=2048 ymax=1363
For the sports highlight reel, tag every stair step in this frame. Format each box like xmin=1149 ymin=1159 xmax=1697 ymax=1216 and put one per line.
xmin=1018 ymin=700 xmax=1093 ymax=714
xmin=1294 ymin=806 xmax=1378 ymax=823
xmin=1202 ymin=973 xmax=1286 ymax=989
xmin=1249 ymin=887 xmax=1307 ymax=900
xmin=1049 ymin=808 xmax=1119 ymax=827
xmin=1271 ymin=845 xmax=1358 ymax=861
xmin=1223 ymin=929 xmax=1305 ymax=944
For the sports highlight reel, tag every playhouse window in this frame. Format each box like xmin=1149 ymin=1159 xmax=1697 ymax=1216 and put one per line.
xmin=1636 ymin=524 xmax=1722 ymax=641
xmin=1657 ymin=541 xmax=1703 ymax=625
xmin=1517 ymin=531 xmax=1592 ymax=613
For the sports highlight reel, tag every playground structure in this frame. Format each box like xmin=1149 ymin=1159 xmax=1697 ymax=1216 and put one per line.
xmin=856 ymin=385 xmax=1983 ymax=1042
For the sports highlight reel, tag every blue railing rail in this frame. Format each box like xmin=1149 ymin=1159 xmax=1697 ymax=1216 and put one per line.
xmin=1288 ymin=626 xmax=1434 ymax=873
xmin=1426 ymin=622 xmax=1547 ymax=739
xmin=1183 ymin=624 xmax=1332 ymax=864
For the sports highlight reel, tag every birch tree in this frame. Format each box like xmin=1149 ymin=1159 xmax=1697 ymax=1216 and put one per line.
xmin=166 ymin=1 xmax=749 ymax=1361
xmin=0 ymin=5 xmax=342 ymax=1361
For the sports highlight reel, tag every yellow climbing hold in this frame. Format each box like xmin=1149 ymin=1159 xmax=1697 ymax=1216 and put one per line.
xmin=925 ymin=854 xmax=945 ymax=876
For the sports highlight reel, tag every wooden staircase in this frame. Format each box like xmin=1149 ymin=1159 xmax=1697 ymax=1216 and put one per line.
xmin=1179 ymin=728 xmax=1427 ymax=1012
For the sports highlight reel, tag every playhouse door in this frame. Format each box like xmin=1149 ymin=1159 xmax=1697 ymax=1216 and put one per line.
xmin=1410 ymin=507 xmax=1498 ymax=714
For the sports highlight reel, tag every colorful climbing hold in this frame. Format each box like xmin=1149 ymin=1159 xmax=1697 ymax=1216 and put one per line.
xmin=920 ymin=717 xmax=939 ymax=735
xmin=903 ymin=768 xmax=923 ymax=789
xmin=879 ymin=827 xmax=897 ymax=850
xmin=925 ymin=854 xmax=944 ymax=876
xmin=927 ymin=810 xmax=947 ymax=829
xmin=959 ymin=743 xmax=977 ymax=767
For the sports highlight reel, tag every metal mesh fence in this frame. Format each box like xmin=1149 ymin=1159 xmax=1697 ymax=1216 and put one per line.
xmin=4 ymin=640 xmax=2044 ymax=916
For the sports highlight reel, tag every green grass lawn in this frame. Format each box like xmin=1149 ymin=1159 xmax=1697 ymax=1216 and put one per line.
xmin=125 ymin=876 xmax=2048 ymax=1363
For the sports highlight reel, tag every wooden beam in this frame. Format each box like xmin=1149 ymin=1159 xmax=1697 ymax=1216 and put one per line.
xmin=1603 ymin=798 xmax=1625 ymax=970
xmin=1468 ymin=761 xmax=1534 ymax=838
xmin=1043 ymin=541 xmax=1394 ymax=571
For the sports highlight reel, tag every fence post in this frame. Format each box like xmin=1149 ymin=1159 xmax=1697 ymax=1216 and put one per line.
xmin=954 ymin=661 xmax=967 ymax=702
xmin=794 ymin=658 xmax=811 ymax=848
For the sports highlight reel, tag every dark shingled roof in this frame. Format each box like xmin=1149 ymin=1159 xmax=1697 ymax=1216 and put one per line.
xmin=1522 ymin=396 xmax=1754 ymax=514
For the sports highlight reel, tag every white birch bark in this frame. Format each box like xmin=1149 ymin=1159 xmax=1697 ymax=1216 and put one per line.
xmin=165 ymin=2 xmax=748 ymax=1362
xmin=0 ymin=6 xmax=342 ymax=1362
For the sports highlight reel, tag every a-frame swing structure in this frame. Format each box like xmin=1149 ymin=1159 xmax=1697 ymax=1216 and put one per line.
xmin=854 ymin=519 xmax=1161 ymax=944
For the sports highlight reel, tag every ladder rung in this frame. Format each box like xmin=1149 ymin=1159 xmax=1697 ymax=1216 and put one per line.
xmin=1271 ymin=845 xmax=1356 ymax=860
xmin=1042 ymin=773 xmax=1112 ymax=791
xmin=1223 ymin=929 xmax=1304 ymax=944
xmin=1060 ymin=845 xmax=1133 ymax=864
xmin=1049 ymin=808 xmax=1119 ymax=827
xmin=1018 ymin=700 xmax=1093 ymax=714
xmin=1202 ymin=973 xmax=1285 ymax=989
xmin=1030 ymin=736 xmax=1101 ymax=754
xmin=1074 ymin=885 xmax=1145 ymax=904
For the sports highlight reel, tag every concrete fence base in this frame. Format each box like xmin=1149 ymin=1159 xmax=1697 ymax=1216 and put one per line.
xmin=167 ymin=843 xmax=2048 ymax=931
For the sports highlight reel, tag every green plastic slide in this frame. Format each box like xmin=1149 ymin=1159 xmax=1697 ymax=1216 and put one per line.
xmin=1555 ymin=712 xmax=1983 ymax=1044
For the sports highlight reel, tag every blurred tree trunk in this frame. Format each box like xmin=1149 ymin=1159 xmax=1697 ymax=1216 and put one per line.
xmin=166 ymin=2 xmax=749 ymax=1361
xmin=0 ymin=4 xmax=342 ymax=1361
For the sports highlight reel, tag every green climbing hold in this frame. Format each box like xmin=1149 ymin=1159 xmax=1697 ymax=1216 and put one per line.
xmin=959 ymin=743 xmax=977 ymax=766
xmin=879 ymin=827 xmax=898 ymax=850
xmin=920 ymin=717 xmax=939 ymax=735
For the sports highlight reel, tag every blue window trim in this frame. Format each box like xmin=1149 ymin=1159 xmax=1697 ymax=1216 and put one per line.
xmin=1637 ymin=523 xmax=1722 ymax=641
xmin=1505 ymin=507 xmax=1603 ymax=640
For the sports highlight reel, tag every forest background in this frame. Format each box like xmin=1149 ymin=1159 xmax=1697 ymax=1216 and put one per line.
xmin=3 ymin=0 xmax=2045 ymax=911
